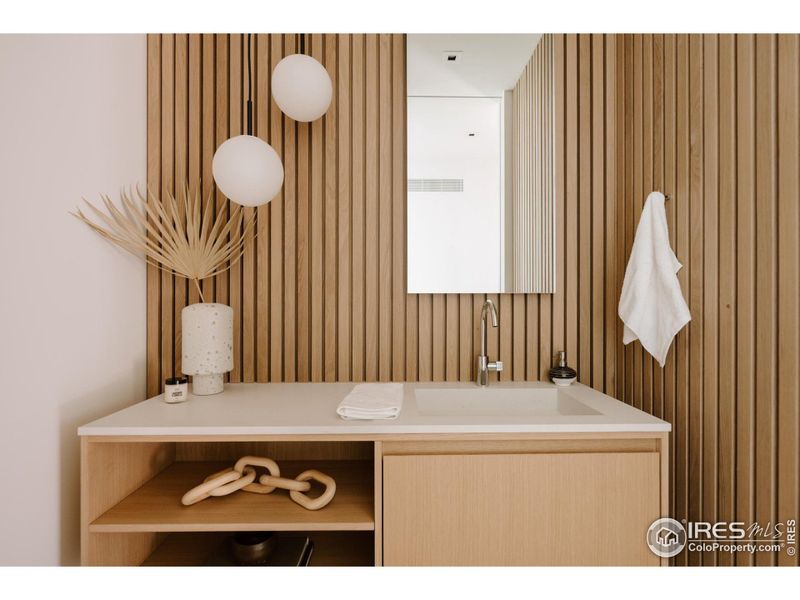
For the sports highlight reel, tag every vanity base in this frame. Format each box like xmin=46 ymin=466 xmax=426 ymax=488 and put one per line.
xmin=80 ymin=432 xmax=668 ymax=566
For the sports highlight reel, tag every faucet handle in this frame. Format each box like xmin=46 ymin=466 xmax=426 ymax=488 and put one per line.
xmin=489 ymin=360 xmax=503 ymax=372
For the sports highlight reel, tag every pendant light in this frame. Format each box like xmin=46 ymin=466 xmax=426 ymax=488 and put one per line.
xmin=212 ymin=34 xmax=284 ymax=207
xmin=271 ymin=34 xmax=332 ymax=122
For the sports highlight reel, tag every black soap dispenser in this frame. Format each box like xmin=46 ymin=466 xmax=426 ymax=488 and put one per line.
xmin=549 ymin=351 xmax=577 ymax=387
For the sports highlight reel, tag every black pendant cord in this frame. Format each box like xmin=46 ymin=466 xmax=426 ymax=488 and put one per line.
xmin=300 ymin=33 xmax=305 ymax=55
xmin=246 ymin=33 xmax=253 ymax=136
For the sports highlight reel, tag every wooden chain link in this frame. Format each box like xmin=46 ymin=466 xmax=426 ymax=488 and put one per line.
xmin=180 ymin=455 xmax=336 ymax=511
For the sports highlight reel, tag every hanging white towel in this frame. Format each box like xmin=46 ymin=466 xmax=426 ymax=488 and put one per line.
xmin=336 ymin=383 xmax=403 ymax=420
xmin=618 ymin=191 xmax=691 ymax=367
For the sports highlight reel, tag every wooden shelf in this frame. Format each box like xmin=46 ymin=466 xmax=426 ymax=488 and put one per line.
xmin=91 ymin=460 xmax=374 ymax=533
xmin=142 ymin=532 xmax=374 ymax=566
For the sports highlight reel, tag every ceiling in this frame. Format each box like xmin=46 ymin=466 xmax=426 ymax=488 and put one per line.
xmin=407 ymin=33 xmax=542 ymax=97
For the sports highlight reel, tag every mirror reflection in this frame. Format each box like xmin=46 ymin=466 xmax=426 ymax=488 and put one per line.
xmin=407 ymin=34 xmax=555 ymax=294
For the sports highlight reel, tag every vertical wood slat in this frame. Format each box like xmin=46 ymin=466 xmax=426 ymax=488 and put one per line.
xmin=662 ymin=32 xmax=678 ymax=543
xmin=632 ymin=35 xmax=642 ymax=412
xmin=716 ymin=33 xmax=736 ymax=567
xmin=173 ymin=35 xmax=188 ymax=378
xmin=337 ymin=34 xmax=351 ymax=382
xmin=147 ymin=33 xmax=799 ymax=567
xmin=392 ymin=35 xmax=407 ymax=382
xmin=591 ymin=34 xmax=605 ymax=392
xmin=687 ymin=34 xmax=704 ymax=567
xmin=498 ymin=294 xmax=512 ymax=382
xmin=240 ymin=34 xmax=255 ymax=384
xmin=378 ymin=34 xmax=393 ymax=382
xmin=652 ymin=34 xmax=664 ymax=420
xmin=538 ymin=31 xmax=553 ymax=374
xmin=701 ymin=33 xmax=719 ymax=567
xmin=160 ymin=34 xmax=175 ymax=386
xmin=565 ymin=35 xmax=579 ymax=375
xmin=614 ymin=36 xmax=626 ymax=401
xmin=269 ymin=35 xmax=284 ymax=382
xmin=228 ymin=34 xmax=242 ymax=383
xmin=642 ymin=34 xmax=653 ymax=420
xmin=214 ymin=35 xmax=229 ymax=316
xmin=351 ymin=34 xmax=365 ymax=382
xmin=296 ymin=93 xmax=310 ymax=383
xmin=735 ymin=34 xmax=757 ymax=567
xmin=145 ymin=35 xmax=161 ymax=398
xmin=552 ymin=34 xmax=566 ymax=384
xmin=323 ymin=35 xmax=337 ymax=382
xmin=283 ymin=35 xmax=298 ymax=383
xmin=675 ymin=33 xmax=691 ymax=566
xmin=753 ymin=34 xmax=777 ymax=567
xmin=432 ymin=295 xmax=445 ymax=381
xmin=577 ymin=35 xmax=592 ymax=387
xmin=364 ymin=34 xmax=379 ymax=382
xmin=309 ymin=34 xmax=324 ymax=382
xmin=255 ymin=33 xmax=270 ymax=381
xmin=605 ymin=34 xmax=618 ymax=396
xmin=447 ymin=295 xmax=459 ymax=381
xmin=187 ymin=34 xmax=201 ymax=309
xmin=200 ymin=35 xmax=216 ymax=305
xmin=623 ymin=36 xmax=634 ymax=410
xmin=775 ymin=33 xmax=800 ymax=568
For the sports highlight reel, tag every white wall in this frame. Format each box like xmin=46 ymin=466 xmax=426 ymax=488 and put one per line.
xmin=0 ymin=35 xmax=146 ymax=565
xmin=407 ymin=96 xmax=503 ymax=293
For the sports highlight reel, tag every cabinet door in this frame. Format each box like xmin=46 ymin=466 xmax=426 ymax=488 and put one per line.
xmin=383 ymin=452 xmax=660 ymax=566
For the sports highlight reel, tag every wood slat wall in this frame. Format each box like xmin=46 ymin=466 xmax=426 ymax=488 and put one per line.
xmin=512 ymin=34 xmax=556 ymax=293
xmin=617 ymin=34 xmax=799 ymax=566
xmin=146 ymin=33 xmax=619 ymax=394
xmin=146 ymin=34 xmax=799 ymax=566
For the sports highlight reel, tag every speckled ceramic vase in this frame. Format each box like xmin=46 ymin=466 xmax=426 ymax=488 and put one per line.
xmin=181 ymin=303 xmax=233 ymax=395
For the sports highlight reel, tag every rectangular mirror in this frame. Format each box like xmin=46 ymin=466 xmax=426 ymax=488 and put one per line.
xmin=406 ymin=34 xmax=555 ymax=293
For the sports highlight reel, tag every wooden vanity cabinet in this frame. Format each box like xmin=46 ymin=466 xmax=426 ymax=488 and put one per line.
xmin=380 ymin=435 xmax=668 ymax=566
xmin=80 ymin=433 xmax=667 ymax=566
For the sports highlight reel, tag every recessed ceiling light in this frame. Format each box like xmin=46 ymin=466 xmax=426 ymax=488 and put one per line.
xmin=442 ymin=51 xmax=463 ymax=63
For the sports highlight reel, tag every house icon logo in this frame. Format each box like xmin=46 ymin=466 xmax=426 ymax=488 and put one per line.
xmin=656 ymin=527 xmax=679 ymax=546
xmin=646 ymin=518 xmax=687 ymax=558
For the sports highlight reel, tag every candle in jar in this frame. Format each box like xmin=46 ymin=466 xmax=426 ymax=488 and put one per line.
xmin=164 ymin=376 xmax=189 ymax=403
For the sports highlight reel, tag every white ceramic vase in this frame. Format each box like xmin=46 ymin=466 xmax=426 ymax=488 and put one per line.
xmin=181 ymin=302 xmax=233 ymax=395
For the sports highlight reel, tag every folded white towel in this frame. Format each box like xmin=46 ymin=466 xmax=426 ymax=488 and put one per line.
xmin=618 ymin=191 xmax=691 ymax=367
xmin=336 ymin=383 xmax=404 ymax=420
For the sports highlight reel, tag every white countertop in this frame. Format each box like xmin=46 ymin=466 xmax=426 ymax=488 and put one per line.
xmin=78 ymin=381 xmax=671 ymax=437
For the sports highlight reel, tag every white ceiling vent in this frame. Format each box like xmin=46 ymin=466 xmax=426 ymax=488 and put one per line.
xmin=441 ymin=51 xmax=463 ymax=64
xmin=408 ymin=178 xmax=464 ymax=192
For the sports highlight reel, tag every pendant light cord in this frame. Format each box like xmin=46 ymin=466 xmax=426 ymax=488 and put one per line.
xmin=246 ymin=33 xmax=253 ymax=136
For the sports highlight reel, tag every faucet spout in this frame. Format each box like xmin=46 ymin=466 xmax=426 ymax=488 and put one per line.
xmin=479 ymin=299 xmax=498 ymax=357
xmin=477 ymin=299 xmax=503 ymax=386
xmin=482 ymin=298 xmax=498 ymax=327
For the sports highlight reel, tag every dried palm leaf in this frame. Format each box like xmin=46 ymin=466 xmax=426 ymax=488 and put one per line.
xmin=72 ymin=185 xmax=255 ymax=302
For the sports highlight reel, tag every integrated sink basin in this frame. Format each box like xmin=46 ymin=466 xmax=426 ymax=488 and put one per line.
xmin=414 ymin=386 xmax=602 ymax=417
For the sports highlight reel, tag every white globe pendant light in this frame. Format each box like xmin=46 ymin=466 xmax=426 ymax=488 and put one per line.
xmin=213 ymin=34 xmax=284 ymax=207
xmin=212 ymin=135 xmax=283 ymax=207
xmin=272 ymin=35 xmax=332 ymax=122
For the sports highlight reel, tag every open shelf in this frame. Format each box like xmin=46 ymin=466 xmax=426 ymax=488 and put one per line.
xmin=141 ymin=531 xmax=374 ymax=567
xmin=90 ymin=460 xmax=374 ymax=533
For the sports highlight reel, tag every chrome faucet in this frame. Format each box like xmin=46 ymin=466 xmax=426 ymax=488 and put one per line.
xmin=476 ymin=299 xmax=503 ymax=386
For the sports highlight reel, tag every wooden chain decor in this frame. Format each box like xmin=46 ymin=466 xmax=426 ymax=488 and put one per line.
xmin=181 ymin=456 xmax=337 ymax=511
